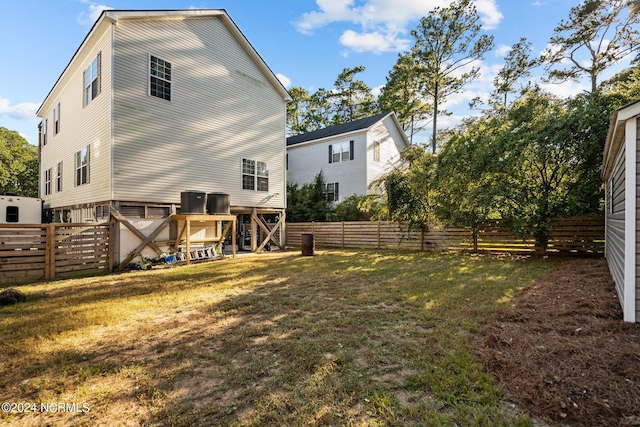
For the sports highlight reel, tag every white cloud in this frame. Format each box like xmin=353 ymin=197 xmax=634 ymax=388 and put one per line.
xmin=296 ymin=0 xmax=503 ymax=54
xmin=78 ymin=1 xmax=114 ymax=26
xmin=495 ymin=44 xmax=512 ymax=58
xmin=276 ymin=73 xmax=292 ymax=88
xmin=340 ymin=29 xmax=410 ymax=54
xmin=0 ymin=98 xmax=40 ymax=122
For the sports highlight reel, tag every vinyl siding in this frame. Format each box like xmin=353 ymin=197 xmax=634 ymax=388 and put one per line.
xmin=636 ymin=119 xmax=640 ymax=322
xmin=365 ymin=116 xmax=406 ymax=191
xmin=112 ymin=16 xmax=286 ymax=209
xmin=607 ymin=141 xmax=626 ymax=309
xmin=39 ymin=28 xmax=113 ymax=209
xmin=287 ymin=132 xmax=368 ymax=200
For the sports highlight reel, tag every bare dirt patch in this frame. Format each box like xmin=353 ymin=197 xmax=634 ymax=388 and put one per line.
xmin=478 ymin=258 xmax=640 ymax=427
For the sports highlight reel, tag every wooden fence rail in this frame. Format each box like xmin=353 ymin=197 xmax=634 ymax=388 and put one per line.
xmin=286 ymin=216 xmax=605 ymax=256
xmin=0 ymin=223 xmax=110 ymax=285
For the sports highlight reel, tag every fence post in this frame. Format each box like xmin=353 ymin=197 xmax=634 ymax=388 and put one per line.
xmin=377 ymin=221 xmax=381 ymax=250
xmin=342 ymin=222 xmax=345 ymax=248
xmin=44 ymin=224 xmax=55 ymax=280
xmin=421 ymin=228 xmax=425 ymax=251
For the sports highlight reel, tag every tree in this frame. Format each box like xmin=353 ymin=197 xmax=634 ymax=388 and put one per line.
xmin=330 ymin=65 xmax=377 ymax=125
xmin=286 ymin=86 xmax=312 ymax=135
xmin=378 ymin=52 xmax=431 ymax=143
xmin=411 ymin=0 xmax=494 ymax=153
xmin=286 ymin=172 xmax=333 ymax=222
xmin=0 ymin=127 xmax=39 ymax=197
xmin=542 ymin=0 xmax=640 ymax=93
xmin=304 ymin=88 xmax=333 ymax=132
xmin=492 ymin=38 xmax=536 ymax=107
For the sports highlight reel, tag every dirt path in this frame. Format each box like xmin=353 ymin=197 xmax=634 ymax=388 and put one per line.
xmin=478 ymin=258 xmax=640 ymax=427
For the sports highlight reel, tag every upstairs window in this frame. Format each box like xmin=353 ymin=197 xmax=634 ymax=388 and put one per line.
xmin=373 ymin=140 xmax=380 ymax=162
xmin=41 ymin=119 xmax=47 ymax=146
xmin=54 ymin=103 xmax=60 ymax=134
xmin=242 ymin=159 xmax=269 ymax=192
xmin=84 ymin=53 xmax=101 ymax=106
xmin=150 ymin=55 xmax=171 ymax=101
xmin=75 ymin=145 xmax=90 ymax=186
xmin=329 ymin=140 xmax=354 ymax=163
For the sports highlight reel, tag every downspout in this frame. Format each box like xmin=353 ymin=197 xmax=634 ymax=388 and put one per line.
xmin=110 ymin=22 xmax=115 ymax=204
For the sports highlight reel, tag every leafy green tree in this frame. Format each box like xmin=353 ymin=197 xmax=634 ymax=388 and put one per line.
xmin=411 ymin=0 xmax=494 ymax=153
xmin=330 ymin=65 xmax=377 ymax=125
xmin=542 ymin=0 xmax=640 ymax=93
xmin=287 ymin=86 xmax=312 ymax=135
xmin=334 ymin=194 xmax=381 ymax=221
xmin=304 ymin=88 xmax=333 ymax=132
xmin=286 ymin=171 xmax=333 ymax=222
xmin=0 ymin=127 xmax=38 ymax=197
xmin=378 ymin=52 xmax=430 ymax=143
xmin=383 ymin=145 xmax=435 ymax=229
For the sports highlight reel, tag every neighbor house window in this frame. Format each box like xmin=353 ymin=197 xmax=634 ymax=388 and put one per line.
xmin=242 ymin=159 xmax=269 ymax=192
xmin=329 ymin=140 xmax=354 ymax=163
xmin=150 ymin=55 xmax=171 ymax=101
xmin=54 ymin=103 xmax=60 ymax=134
xmin=84 ymin=53 xmax=101 ymax=106
xmin=56 ymin=161 xmax=63 ymax=192
xmin=325 ymin=182 xmax=339 ymax=202
xmin=75 ymin=145 xmax=90 ymax=186
xmin=373 ymin=140 xmax=380 ymax=162
xmin=44 ymin=168 xmax=52 ymax=196
xmin=41 ymin=119 xmax=47 ymax=146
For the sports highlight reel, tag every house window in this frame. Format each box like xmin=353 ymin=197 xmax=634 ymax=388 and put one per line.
xmin=54 ymin=103 xmax=60 ymax=134
xmin=242 ymin=159 xmax=269 ymax=192
xmin=325 ymin=182 xmax=339 ymax=202
xmin=44 ymin=168 xmax=52 ymax=196
xmin=41 ymin=119 xmax=47 ymax=146
xmin=75 ymin=145 xmax=90 ymax=186
xmin=6 ymin=206 xmax=19 ymax=223
xmin=56 ymin=162 xmax=63 ymax=192
xmin=150 ymin=55 xmax=171 ymax=101
xmin=329 ymin=140 xmax=354 ymax=163
xmin=373 ymin=140 xmax=380 ymax=162
xmin=84 ymin=53 xmax=101 ymax=106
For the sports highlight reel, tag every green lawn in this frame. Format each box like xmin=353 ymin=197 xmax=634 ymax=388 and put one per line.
xmin=0 ymin=250 xmax=555 ymax=426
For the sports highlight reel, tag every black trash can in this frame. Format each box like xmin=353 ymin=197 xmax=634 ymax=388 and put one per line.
xmin=301 ymin=233 xmax=315 ymax=256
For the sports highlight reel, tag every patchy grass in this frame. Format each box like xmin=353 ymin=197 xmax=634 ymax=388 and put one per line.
xmin=0 ymin=250 xmax=554 ymax=426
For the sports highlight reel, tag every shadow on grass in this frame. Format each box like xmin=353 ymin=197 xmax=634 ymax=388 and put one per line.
xmin=0 ymin=250 xmax=554 ymax=426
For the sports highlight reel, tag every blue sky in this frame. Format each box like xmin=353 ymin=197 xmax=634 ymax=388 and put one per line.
xmin=1 ymin=0 xmax=628 ymax=146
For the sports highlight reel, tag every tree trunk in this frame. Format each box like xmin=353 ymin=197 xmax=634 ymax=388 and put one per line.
xmin=432 ymin=81 xmax=438 ymax=154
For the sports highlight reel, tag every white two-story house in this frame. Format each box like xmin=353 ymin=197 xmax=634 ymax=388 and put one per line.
xmin=37 ymin=9 xmax=291 ymax=233
xmin=286 ymin=112 xmax=410 ymax=202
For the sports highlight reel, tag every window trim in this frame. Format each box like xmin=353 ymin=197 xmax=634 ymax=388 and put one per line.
xmin=325 ymin=182 xmax=339 ymax=202
xmin=373 ymin=140 xmax=380 ymax=162
xmin=242 ymin=158 xmax=269 ymax=192
xmin=42 ymin=119 xmax=47 ymax=146
xmin=149 ymin=54 xmax=172 ymax=101
xmin=83 ymin=53 xmax=101 ymax=107
xmin=75 ymin=145 xmax=90 ymax=187
xmin=44 ymin=167 xmax=52 ymax=196
xmin=56 ymin=161 xmax=63 ymax=192
xmin=329 ymin=140 xmax=354 ymax=164
xmin=54 ymin=103 xmax=60 ymax=135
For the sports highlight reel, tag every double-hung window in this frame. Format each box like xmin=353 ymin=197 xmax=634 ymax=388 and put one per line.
xmin=242 ymin=159 xmax=269 ymax=192
xmin=56 ymin=162 xmax=63 ymax=192
xmin=329 ymin=140 xmax=354 ymax=163
xmin=41 ymin=119 xmax=47 ymax=146
xmin=54 ymin=103 xmax=60 ymax=134
xmin=373 ymin=140 xmax=380 ymax=162
xmin=44 ymin=168 xmax=52 ymax=196
xmin=75 ymin=146 xmax=90 ymax=186
xmin=325 ymin=182 xmax=339 ymax=202
xmin=84 ymin=53 xmax=101 ymax=106
xmin=150 ymin=55 xmax=171 ymax=101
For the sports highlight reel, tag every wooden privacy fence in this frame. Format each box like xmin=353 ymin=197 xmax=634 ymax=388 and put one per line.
xmin=0 ymin=223 xmax=110 ymax=285
xmin=286 ymin=216 xmax=605 ymax=256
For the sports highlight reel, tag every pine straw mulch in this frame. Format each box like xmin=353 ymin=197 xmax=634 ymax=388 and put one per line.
xmin=477 ymin=257 xmax=640 ymax=427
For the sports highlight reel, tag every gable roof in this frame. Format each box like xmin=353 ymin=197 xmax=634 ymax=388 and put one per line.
xmin=286 ymin=112 xmax=393 ymax=146
xmin=38 ymin=9 xmax=291 ymax=115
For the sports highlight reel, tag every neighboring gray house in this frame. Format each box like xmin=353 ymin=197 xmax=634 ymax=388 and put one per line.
xmin=603 ymin=100 xmax=640 ymax=323
xmin=36 ymin=9 xmax=291 ymax=228
xmin=286 ymin=112 xmax=410 ymax=202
